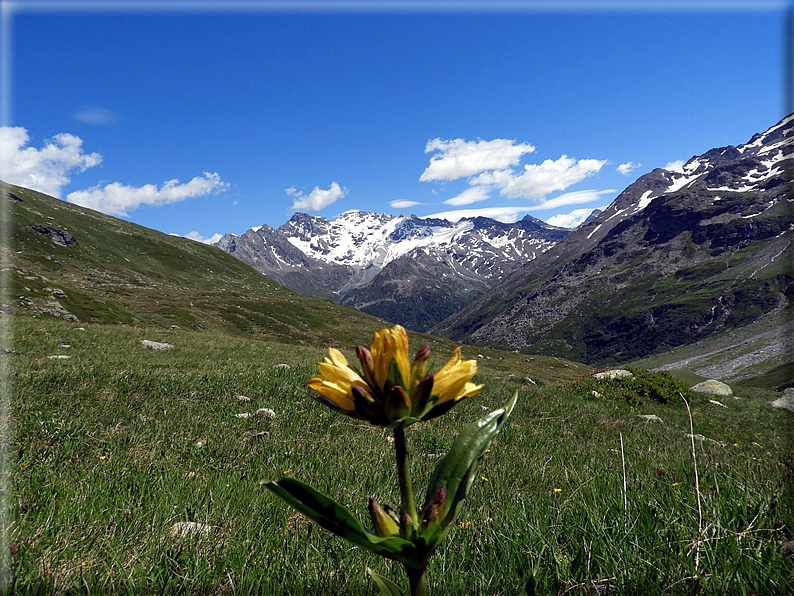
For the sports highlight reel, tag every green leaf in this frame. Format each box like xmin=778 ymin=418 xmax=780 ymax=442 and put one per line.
xmin=367 ymin=568 xmax=407 ymax=596
xmin=424 ymin=391 xmax=518 ymax=532
xmin=264 ymin=477 xmax=417 ymax=564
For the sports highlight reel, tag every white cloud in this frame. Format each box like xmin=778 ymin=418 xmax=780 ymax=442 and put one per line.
xmin=664 ymin=159 xmax=685 ymax=173
xmin=288 ymin=181 xmax=347 ymax=211
xmin=390 ymin=199 xmax=422 ymax=209
xmin=425 ymin=188 xmax=616 ymax=223
xmin=525 ymin=188 xmax=616 ymax=211
xmin=442 ymin=186 xmax=491 ymax=206
xmin=0 ymin=126 xmax=102 ymax=197
xmin=73 ymin=106 xmax=118 ymax=125
xmin=66 ymin=172 xmax=229 ymax=217
xmin=545 ymin=206 xmax=606 ymax=229
xmin=474 ymin=155 xmax=606 ymax=200
xmin=420 ymin=138 xmax=535 ymax=182
xmin=174 ymin=231 xmax=224 ymax=245
xmin=423 ymin=206 xmax=530 ymax=223
xmin=616 ymin=161 xmax=641 ymax=175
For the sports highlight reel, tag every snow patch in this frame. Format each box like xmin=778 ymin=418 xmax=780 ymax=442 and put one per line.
xmin=586 ymin=223 xmax=603 ymax=240
xmin=635 ymin=190 xmax=655 ymax=211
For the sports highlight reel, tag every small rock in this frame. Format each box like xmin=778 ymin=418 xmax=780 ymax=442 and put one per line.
xmin=273 ymin=363 xmax=291 ymax=370
xmin=770 ymin=388 xmax=794 ymax=412
xmin=235 ymin=413 xmax=251 ymax=419
xmin=169 ymin=521 xmax=214 ymax=538
xmin=708 ymin=399 xmax=727 ymax=408
xmin=237 ymin=395 xmax=251 ymax=402
xmin=782 ymin=539 xmax=794 ymax=557
xmin=686 ymin=433 xmax=719 ymax=445
xmin=689 ymin=380 xmax=733 ymax=397
xmin=48 ymin=354 xmax=71 ymax=360
xmin=637 ymin=414 xmax=663 ymax=423
xmin=255 ymin=408 xmax=276 ymax=418
xmin=594 ymin=369 xmax=635 ymax=380
xmin=141 ymin=340 xmax=174 ymax=350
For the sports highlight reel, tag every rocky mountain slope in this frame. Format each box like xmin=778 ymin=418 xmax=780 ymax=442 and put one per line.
xmin=433 ymin=114 xmax=793 ymax=368
xmin=215 ymin=211 xmax=569 ymax=330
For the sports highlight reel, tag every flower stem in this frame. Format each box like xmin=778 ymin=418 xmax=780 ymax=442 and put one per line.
xmin=393 ymin=427 xmax=417 ymax=528
xmin=404 ymin=565 xmax=428 ymax=596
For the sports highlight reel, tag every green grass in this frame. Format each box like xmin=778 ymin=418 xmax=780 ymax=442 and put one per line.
xmin=8 ymin=316 xmax=793 ymax=594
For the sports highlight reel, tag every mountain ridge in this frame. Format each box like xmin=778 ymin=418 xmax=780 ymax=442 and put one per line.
xmin=431 ymin=113 xmax=793 ymax=372
xmin=215 ymin=210 xmax=571 ymax=330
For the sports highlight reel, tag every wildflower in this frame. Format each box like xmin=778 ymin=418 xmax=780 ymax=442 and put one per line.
xmin=18 ymin=462 xmax=27 ymax=468
xmin=553 ymin=488 xmax=562 ymax=493
xmin=308 ymin=325 xmax=482 ymax=427
xmin=459 ymin=520 xmax=472 ymax=529
xmin=671 ymin=482 xmax=681 ymax=487
xmin=283 ymin=469 xmax=292 ymax=474
xmin=481 ymin=476 xmax=489 ymax=482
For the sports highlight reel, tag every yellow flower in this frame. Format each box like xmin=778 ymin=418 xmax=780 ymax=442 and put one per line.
xmin=307 ymin=325 xmax=482 ymax=427
xmin=553 ymin=488 xmax=562 ymax=493
xmin=671 ymin=482 xmax=681 ymax=487
xmin=459 ymin=520 xmax=472 ymax=529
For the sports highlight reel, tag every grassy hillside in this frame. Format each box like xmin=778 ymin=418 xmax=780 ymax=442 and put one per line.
xmin=1 ymin=180 xmax=389 ymax=348
xmin=4 ymin=181 xmax=792 ymax=594
xmin=8 ymin=316 xmax=793 ymax=594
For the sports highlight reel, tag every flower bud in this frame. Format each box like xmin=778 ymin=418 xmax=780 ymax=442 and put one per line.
xmin=410 ymin=344 xmax=431 ymax=390
xmin=421 ymin=504 xmax=437 ymax=528
xmin=355 ymin=346 xmax=378 ymax=389
xmin=399 ymin=511 xmax=413 ymax=539
xmin=385 ymin=386 xmax=412 ymax=422
xmin=422 ymin=486 xmax=447 ymax=527
xmin=411 ymin=373 xmax=435 ymax=415
xmin=352 ymin=385 xmax=388 ymax=426
xmin=368 ymin=498 xmax=400 ymax=538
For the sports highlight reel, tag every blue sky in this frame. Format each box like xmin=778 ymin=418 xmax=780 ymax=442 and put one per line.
xmin=1 ymin=1 xmax=789 ymax=242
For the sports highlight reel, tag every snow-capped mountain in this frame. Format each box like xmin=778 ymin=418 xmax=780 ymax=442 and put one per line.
xmin=434 ymin=113 xmax=793 ymax=369
xmin=215 ymin=211 xmax=570 ymax=330
xmin=585 ymin=113 xmax=792 ymax=243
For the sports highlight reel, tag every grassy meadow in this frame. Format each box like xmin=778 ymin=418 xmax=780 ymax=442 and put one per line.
xmin=7 ymin=315 xmax=793 ymax=594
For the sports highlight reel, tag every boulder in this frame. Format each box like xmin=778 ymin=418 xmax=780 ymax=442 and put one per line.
xmin=770 ymin=388 xmax=794 ymax=412
xmin=637 ymin=414 xmax=663 ymax=423
xmin=169 ymin=521 xmax=214 ymax=538
xmin=594 ymin=369 xmax=635 ymax=380
xmin=141 ymin=339 xmax=174 ymax=350
xmin=690 ymin=379 xmax=733 ymax=397
xmin=28 ymin=224 xmax=78 ymax=247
